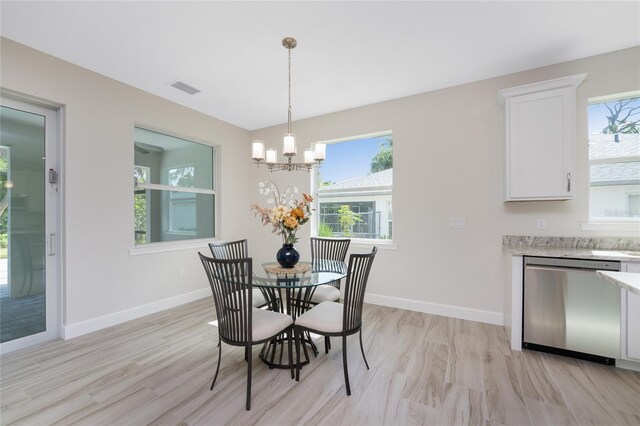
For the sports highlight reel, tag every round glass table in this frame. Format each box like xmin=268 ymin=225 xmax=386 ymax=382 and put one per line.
xmin=251 ymin=259 xmax=347 ymax=369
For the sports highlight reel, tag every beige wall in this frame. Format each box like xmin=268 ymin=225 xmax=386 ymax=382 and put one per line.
xmin=1 ymin=37 xmax=252 ymax=330
xmin=2 ymin=35 xmax=638 ymax=334
xmin=249 ymin=46 xmax=640 ymax=323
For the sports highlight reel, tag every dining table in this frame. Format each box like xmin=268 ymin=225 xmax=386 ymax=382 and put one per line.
xmin=251 ymin=259 xmax=347 ymax=369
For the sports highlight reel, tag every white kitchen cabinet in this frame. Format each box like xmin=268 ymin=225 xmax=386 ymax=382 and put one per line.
xmin=498 ymin=74 xmax=586 ymax=201
xmin=622 ymin=262 xmax=640 ymax=362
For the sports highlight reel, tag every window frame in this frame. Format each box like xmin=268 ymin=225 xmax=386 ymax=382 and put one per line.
xmin=311 ymin=131 xmax=396 ymax=246
xmin=582 ymin=91 xmax=640 ymax=232
xmin=131 ymin=125 xmax=218 ymax=250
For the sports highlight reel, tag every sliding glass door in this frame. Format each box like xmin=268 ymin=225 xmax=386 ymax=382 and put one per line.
xmin=0 ymin=98 xmax=59 ymax=353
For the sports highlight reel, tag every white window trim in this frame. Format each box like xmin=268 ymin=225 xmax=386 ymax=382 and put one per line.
xmin=349 ymin=239 xmax=398 ymax=250
xmin=311 ymin=131 xmax=394 ymax=244
xmin=128 ymin=238 xmax=212 ymax=256
xmin=133 ymin=125 xmax=219 ymax=249
xmin=587 ymin=92 xmax=640 ymax=225
xmin=135 ymin=183 xmax=215 ymax=195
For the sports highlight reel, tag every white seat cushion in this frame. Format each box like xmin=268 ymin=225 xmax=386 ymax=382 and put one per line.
xmin=252 ymin=289 xmax=268 ymax=307
xmin=252 ymin=308 xmax=293 ymax=342
xmin=227 ymin=289 xmax=268 ymax=308
xmin=310 ymin=285 xmax=341 ymax=303
xmin=295 ymin=301 xmax=343 ymax=333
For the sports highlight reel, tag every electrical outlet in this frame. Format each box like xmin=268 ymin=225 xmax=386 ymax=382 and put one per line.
xmin=179 ymin=268 xmax=187 ymax=278
xmin=536 ymin=218 xmax=546 ymax=229
xmin=449 ymin=217 xmax=466 ymax=229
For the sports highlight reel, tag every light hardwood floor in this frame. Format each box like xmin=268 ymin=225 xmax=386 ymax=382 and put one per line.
xmin=1 ymin=299 xmax=640 ymax=425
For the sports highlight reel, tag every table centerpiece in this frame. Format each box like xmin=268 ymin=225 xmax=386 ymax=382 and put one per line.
xmin=251 ymin=181 xmax=313 ymax=268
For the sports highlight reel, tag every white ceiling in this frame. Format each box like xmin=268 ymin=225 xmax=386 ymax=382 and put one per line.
xmin=1 ymin=1 xmax=639 ymax=131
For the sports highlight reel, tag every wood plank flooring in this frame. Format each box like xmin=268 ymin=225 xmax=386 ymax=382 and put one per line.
xmin=2 ymin=299 xmax=640 ymax=425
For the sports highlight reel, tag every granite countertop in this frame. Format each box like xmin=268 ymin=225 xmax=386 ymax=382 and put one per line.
xmin=597 ymin=271 xmax=640 ymax=296
xmin=503 ymin=236 xmax=640 ymax=263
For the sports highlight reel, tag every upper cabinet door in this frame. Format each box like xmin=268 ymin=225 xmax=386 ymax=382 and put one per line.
xmin=499 ymin=74 xmax=586 ymax=202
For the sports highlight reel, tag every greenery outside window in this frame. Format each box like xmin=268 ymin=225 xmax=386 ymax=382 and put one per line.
xmin=588 ymin=92 xmax=639 ymax=222
xmin=134 ymin=127 xmax=215 ymax=244
xmin=315 ymin=132 xmax=392 ymax=241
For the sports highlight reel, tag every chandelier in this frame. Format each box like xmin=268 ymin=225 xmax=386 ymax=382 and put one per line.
xmin=251 ymin=37 xmax=325 ymax=172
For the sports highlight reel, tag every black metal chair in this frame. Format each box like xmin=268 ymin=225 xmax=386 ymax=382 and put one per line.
xmin=209 ymin=239 xmax=269 ymax=309
xmin=293 ymin=247 xmax=377 ymax=395
xmin=209 ymin=239 xmax=248 ymax=260
xmin=309 ymin=237 xmax=351 ymax=353
xmin=199 ymin=253 xmax=294 ymax=411
xmin=309 ymin=237 xmax=350 ymax=304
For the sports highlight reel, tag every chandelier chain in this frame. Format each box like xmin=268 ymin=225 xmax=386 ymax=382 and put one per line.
xmin=287 ymin=43 xmax=292 ymax=135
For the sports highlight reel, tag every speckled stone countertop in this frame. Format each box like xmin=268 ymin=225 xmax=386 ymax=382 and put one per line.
xmin=503 ymin=236 xmax=640 ymax=263
xmin=597 ymin=271 xmax=640 ymax=296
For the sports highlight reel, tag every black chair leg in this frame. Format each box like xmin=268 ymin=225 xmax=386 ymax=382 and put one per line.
xmin=211 ymin=338 xmax=222 ymax=391
xmin=359 ymin=329 xmax=369 ymax=369
xmin=325 ymin=336 xmax=330 ymax=354
xmin=342 ymin=334 xmax=351 ymax=395
xmin=308 ymin=331 xmax=319 ymax=356
xmin=294 ymin=327 xmax=302 ymax=382
xmin=288 ymin=327 xmax=294 ymax=380
xmin=246 ymin=344 xmax=252 ymax=410
xmin=300 ymin=329 xmax=310 ymax=364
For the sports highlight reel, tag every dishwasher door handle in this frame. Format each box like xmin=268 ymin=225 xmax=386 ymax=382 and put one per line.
xmin=525 ymin=265 xmax=594 ymax=274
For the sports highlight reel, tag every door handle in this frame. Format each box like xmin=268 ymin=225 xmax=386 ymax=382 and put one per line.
xmin=48 ymin=233 xmax=56 ymax=256
xmin=567 ymin=172 xmax=571 ymax=192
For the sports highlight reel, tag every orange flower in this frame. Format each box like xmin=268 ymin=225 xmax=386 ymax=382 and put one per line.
xmin=283 ymin=216 xmax=298 ymax=229
xmin=291 ymin=208 xmax=305 ymax=219
xmin=303 ymin=193 xmax=313 ymax=203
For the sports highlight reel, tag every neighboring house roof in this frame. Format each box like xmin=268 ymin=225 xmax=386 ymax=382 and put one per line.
xmin=588 ymin=133 xmax=639 ymax=185
xmin=591 ymin=162 xmax=640 ymax=185
xmin=318 ymin=168 xmax=392 ymax=192
xmin=589 ymin=133 xmax=639 ymax=159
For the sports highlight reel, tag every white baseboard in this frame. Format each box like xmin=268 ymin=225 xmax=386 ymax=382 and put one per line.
xmin=617 ymin=359 xmax=640 ymax=372
xmin=364 ymin=293 xmax=504 ymax=326
xmin=62 ymin=287 xmax=211 ymax=340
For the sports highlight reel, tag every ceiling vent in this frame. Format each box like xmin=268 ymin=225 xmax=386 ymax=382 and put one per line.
xmin=169 ymin=80 xmax=201 ymax=95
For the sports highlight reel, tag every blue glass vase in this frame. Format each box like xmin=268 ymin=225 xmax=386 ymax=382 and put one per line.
xmin=276 ymin=244 xmax=300 ymax=268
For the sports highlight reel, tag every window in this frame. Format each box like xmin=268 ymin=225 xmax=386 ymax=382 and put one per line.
xmin=133 ymin=127 xmax=215 ymax=244
xmin=588 ymin=92 xmax=640 ymax=222
xmin=315 ymin=133 xmax=392 ymax=240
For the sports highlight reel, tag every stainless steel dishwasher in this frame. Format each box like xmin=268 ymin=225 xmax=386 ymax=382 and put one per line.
xmin=523 ymin=256 xmax=621 ymax=365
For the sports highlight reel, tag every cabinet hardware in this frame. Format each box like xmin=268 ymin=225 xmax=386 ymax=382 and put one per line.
xmin=567 ymin=172 xmax=571 ymax=192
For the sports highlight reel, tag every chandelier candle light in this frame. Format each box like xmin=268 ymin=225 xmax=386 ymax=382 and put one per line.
xmin=251 ymin=37 xmax=326 ymax=172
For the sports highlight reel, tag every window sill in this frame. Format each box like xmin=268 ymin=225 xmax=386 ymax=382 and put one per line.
xmin=129 ymin=238 xmax=212 ymax=256
xmin=348 ymin=239 xmax=398 ymax=250
xmin=580 ymin=221 xmax=640 ymax=232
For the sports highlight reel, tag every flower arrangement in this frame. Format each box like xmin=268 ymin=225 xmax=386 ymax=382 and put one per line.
xmin=251 ymin=181 xmax=313 ymax=245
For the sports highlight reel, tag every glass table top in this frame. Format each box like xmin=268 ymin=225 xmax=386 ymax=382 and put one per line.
xmin=251 ymin=259 xmax=347 ymax=289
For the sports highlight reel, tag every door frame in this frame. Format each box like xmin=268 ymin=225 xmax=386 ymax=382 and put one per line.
xmin=0 ymin=93 xmax=63 ymax=354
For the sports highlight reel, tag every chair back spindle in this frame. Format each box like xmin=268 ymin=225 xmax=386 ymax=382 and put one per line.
xmin=310 ymin=237 xmax=350 ymax=262
xmin=342 ymin=247 xmax=377 ymax=333
xmin=209 ymin=239 xmax=248 ymax=260
xmin=199 ymin=254 xmax=253 ymax=344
